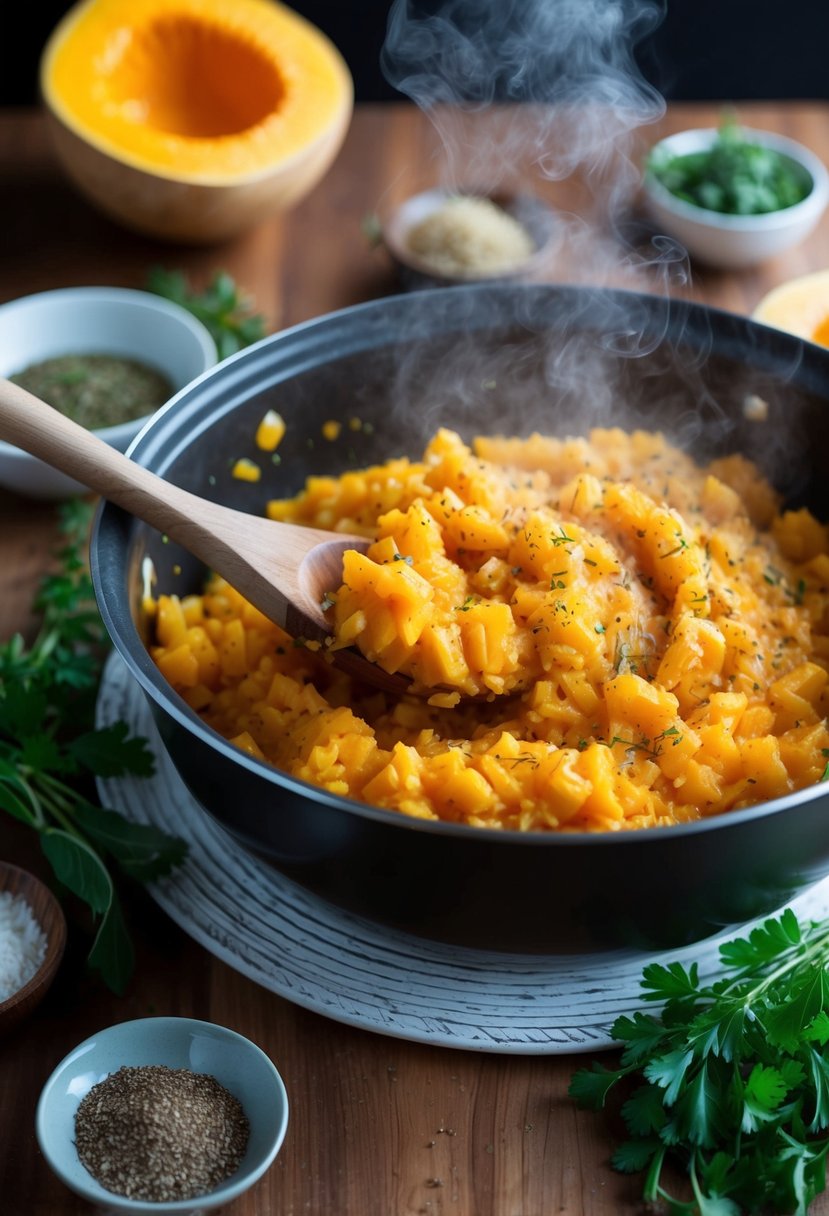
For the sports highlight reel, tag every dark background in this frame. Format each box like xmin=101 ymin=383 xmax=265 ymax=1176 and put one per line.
xmin=2 ymin=0 xmax=827 ymax=107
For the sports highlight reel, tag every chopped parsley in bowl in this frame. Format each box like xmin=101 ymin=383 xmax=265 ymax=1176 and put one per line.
xmin=642 ymin=121 xmax=829 ymax=269
xmin=646 ymin=117 xmax=812 ymax=216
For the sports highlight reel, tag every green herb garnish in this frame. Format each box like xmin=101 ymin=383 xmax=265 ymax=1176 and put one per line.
xmin=570 ymin=908 xmax=829 ymax=1214
xmin=361 ymin=212 xmax=383 ymax=247
xmin=146 ymin=268 xmax=267 ymax=360
xmin=647 ymin=115 xmax=811 ymax=216
xmin=0 ymin=500 xmax=186 ymax=994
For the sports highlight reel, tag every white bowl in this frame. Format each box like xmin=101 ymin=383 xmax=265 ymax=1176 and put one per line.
xmin=0 ymin=287 xmax=218 ymax=499
xmin=642 ymin=127 xmax=829 ymax=270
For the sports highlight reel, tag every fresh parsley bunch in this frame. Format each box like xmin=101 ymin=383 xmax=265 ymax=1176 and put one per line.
xmin=0 ymin=499 xmax=186 ymax=994
xmin=146 ymin=267 xmax=268 ymax=360
xmin=570 ymin=908 xmax=829 ymax=1214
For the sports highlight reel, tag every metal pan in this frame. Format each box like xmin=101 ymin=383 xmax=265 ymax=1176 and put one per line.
xmin=91 ymin=282 xmax=829 ymax=954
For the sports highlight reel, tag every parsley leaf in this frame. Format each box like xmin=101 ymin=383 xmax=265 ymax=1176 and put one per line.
xmin=146 ymin=267 xmax=267 ymax=360
xmin=570 ymin=909 xmax=829 ymax=1214
xmin=71 ymin=803 xmax=187 ymax=883
xmin=647 ymin=112 xmax=812 ymax=216
xmin=68 ymin=722 xmax=155 ymax=778
xmin=0 ymin=500 xmax=186 ymax=994
xmin=621 ymin=1084 xmax=668 ymax=1136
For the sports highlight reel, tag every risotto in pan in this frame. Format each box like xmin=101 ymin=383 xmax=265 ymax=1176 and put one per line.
xmin=149 ymin=426 xmax=829 ymax=832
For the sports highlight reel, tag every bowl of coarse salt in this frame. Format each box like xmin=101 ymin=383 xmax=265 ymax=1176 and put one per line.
xmin=0 ymin=861 xmax=66 ymax=1034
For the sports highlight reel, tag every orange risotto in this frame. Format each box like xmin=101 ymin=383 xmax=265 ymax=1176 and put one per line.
xmin=149 ymin=426 xmax=829 ymax=832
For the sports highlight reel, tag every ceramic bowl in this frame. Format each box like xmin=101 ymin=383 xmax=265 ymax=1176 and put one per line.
xmin=642 ymin=127 xmax=829 ymax=269
xmin=0 ymin=862 xmax=66 ymax=1035
xmin=381 ymin=187 xmax=559 ymax=290
xmin=35 ymin=1016 xmax=289 ymax=1215
xmin=0 ymin=287 xmax=218 ymax=499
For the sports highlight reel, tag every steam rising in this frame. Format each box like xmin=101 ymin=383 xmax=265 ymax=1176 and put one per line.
xmin=376 ymin=0 xmax=806 ymax=488
xmin=381 ymin=0 xmax=682 ymax=285
xmin=382 ymin=0 xmax=664 ymax=189
xmin=379 ymin=0 xmax=697 ymax=372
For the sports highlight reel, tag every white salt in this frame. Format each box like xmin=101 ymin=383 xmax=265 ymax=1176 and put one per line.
xmin=0 ymin=891 xmax=48 ymax=1002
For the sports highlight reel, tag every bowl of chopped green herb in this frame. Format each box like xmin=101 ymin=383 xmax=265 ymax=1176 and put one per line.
xmin=0 ymin=286 xmax=218 ymax=500
xmin=642 ymin=119 xmax=829 ymax=269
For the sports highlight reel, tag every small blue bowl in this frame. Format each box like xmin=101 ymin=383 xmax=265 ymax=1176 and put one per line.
xmin=35 ymin=1016 xmax=289 ymax=1215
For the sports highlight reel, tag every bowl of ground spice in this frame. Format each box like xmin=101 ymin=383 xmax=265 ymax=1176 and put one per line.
xmin=0 ymin=861 xmax=66 ymax=1035
xmin=35 ymin=1015 xmax=289 ymax=1214
xmin=0 ymin=287 xmax=217 ymax=499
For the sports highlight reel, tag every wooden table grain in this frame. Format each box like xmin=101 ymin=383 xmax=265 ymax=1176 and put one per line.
xmin=2 ymin=101 xmax=829 ymax=1216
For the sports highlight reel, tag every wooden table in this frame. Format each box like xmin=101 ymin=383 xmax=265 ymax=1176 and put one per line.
xmin=2 ymin=100 xmax=829 ymax=1216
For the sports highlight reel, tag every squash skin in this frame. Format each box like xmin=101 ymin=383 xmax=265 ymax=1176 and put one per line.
xmin=40 ymin=0 xmax=353 ymax=243
xmin=44 ymin=103 xmax=352 ymax=243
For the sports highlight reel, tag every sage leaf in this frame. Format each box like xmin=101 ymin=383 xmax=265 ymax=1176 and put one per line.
xmin=41 ymin=827 xmax=111 ymax=915
xmin=71 ymin=803 xmax=187 ymax=881
xmin=87 ymin=888 xmax=135 ymax=996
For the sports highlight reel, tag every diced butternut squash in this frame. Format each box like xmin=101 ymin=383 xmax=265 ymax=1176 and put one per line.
xmin=148 ymin=424 xmax=829 ymax=833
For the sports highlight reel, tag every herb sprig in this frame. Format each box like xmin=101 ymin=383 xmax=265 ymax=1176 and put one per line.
xmin=0 ymin=500 xmax=186 ymax=993
xmin=570 ymin=908 xmax=829 ymax=1214
xmin=146 ymin=267 xmax=267 ymax=360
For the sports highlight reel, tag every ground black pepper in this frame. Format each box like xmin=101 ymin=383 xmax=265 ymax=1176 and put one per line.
xmin=74 ymin=1064 xmax=250 ymax=1202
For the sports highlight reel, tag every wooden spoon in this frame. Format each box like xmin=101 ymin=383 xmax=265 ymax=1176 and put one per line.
xmin=0 ymin=377 xmax=412 ymax=695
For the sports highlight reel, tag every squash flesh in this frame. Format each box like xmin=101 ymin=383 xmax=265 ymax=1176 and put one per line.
xmin=144 ymin=423 xmax=827 ymax=832
xmin=753 ymin=270 xmax=829 ymax=350
xmin=41 ymin=0 xmax=353 ymax=184
xmin=104 ymin=16 xmax=285 ymax=139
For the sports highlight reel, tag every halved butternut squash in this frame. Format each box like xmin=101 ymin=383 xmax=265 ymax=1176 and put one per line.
xmin=753 ymin=270 xmax=829 ymax=348
xmin=40 ymin=0 xmax=353 ymax=242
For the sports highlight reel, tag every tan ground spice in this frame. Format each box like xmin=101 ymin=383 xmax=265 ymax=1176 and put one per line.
xmin=74 ymin=1064 xmax=250 ymax=1202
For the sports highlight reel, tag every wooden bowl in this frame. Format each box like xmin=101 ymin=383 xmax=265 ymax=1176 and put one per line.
xmin=0 ymin=862 xmax=67 ymax=1035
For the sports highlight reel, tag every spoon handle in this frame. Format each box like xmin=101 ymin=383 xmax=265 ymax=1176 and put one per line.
xmin=0 ymin=376 xmax=214 ymax=529
xmin=0 ymin=377 xmax=336 ymax=631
